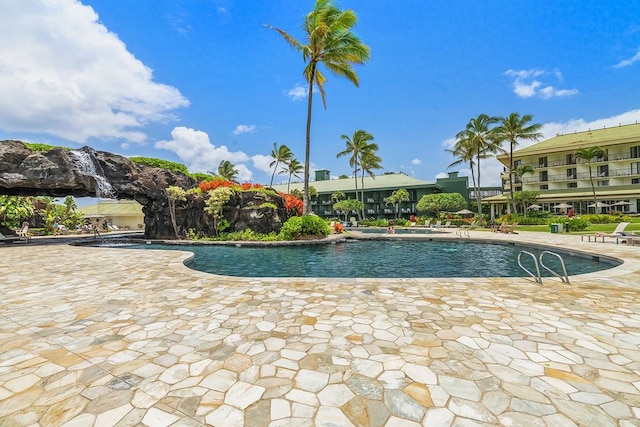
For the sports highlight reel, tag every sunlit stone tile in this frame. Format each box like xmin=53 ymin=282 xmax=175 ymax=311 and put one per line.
xmin=205 ymin=404 xmax=243 ymax=427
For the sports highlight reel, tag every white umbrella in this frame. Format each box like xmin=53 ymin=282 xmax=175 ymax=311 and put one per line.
xmin=553 ymin=203 xmax=572 ymax=209
xmin=612 ymin=201 xmax=631 ymax=206
xmin=527 ymin=204 xmax=542 ymax=210
xmin=588 ymin=202 xmax=610 ymax=208
xmin=455 ymin=209 xmax=474 ymax=215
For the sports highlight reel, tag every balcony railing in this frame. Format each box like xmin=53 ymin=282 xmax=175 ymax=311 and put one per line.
xmin=521 ymin=167 xmax=640 ymax=183
xmin=520 ymin=152 xmax=636 ymax=170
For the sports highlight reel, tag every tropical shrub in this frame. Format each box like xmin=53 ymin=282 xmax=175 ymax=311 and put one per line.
xmin=280 ymin=215 xmax=330 ymax=240
xmin=280 ymin=193 xmax=304 ymax=217
xmin=416 ymin=193 xmax=466 ymax=217
xmin=24 ymin=142 xmax=69 ymax=151
xmin=567 ymin=217 xmax=590 ymax=231
xmin=130 ymin=156 xmax=189 ymax=174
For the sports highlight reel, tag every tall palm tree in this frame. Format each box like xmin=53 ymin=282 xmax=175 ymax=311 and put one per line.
xmin=336 ymin=130 xmax=378 ymax=219
xmin=455 ymin=114 xmax=501 ymax=219
xmin=282 ymin=158 xmax=304 ymax=193
xmin=359 ymin=150 xmax=382 ymax=218
xmin=269 ymin=143 xmax=293 ymax=187
xmin=266 ymin=0 xmax=370 ymax=214
xmin=217 ymin=160 xmax=238 ymax=182
xmin=385 ymin=189 xmax=410 ymax=219
xmin=513 ymin=164 xmax=535 ymax=214
xmin=575 ymin=146 xmax=605 ymax=208
xmin=496 ymin=113 xmax=543 ymax=214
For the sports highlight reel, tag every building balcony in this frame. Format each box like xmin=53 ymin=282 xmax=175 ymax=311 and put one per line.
xmin=521 ymin=167 xmax=640 ymax=183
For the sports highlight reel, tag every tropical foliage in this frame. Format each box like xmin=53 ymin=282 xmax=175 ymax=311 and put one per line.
xmin=416 ymin=193 xmax=467 ymax=217
xmin=0 ymin=196 xmax=35 ymax=228
xmin=129 ymin=156 xmax=190 ymax=174
xmin=266 ymin=0 xmax=370 ymax=213
xmin=269 ymin=143 xmax=294 ymax=187
xmin=333 ymin=198 xmax=364 ymax=221
xmin=384 ymin=189 xmax=410 ymax=219
xmin=166 ymin=186 xmax=187 ymax=238
xmin=575 ymin=146 xmax=605 ymax=207
xmin=215 ymin=160 xmax=239 ymax=182
xmin=279 ymin=215 xmax=330 ymax=240
xmin=205 ymin=187 xmax=235 ymax=235
xmin=511 ymin=190 xmax=540 ymax=216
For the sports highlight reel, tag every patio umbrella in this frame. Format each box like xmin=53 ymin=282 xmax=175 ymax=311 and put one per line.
xmin=588 ymin=202 xmax=610 ymax=208
xmin=527 ymin=204 xmax=542 ymax=210
xmin=612 ymin=201 xmax=631 ymax=206
xmin=455 ymin=209 xmax=474 ymax=215
xmin=553 ymin=203 xmax=572 ymax=209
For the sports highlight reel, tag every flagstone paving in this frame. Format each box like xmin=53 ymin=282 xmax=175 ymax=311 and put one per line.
xmin=1 ymin=231 xmax=640 ymax=426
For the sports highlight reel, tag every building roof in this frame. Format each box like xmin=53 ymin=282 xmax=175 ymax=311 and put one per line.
xmin=271 ymin=173 xmax=439 ymax=194
xmin=483 ymin=186 xmax=640 ymax=203
xmin=496 ymin=123 xmax=640 ymax=166
xmin=79 ymin=200 xmax=143 ymax=216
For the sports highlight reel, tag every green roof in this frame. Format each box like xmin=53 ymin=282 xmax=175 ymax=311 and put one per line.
xmin=271 ymin=173 xmax=438 ymax=194
xmin=497 ymin=123 xmax=640 ymax=164
xmin=79 ymin=200 xmax=143 ymax=216
xmin=484 ymin=186 xmax=640 ymax=203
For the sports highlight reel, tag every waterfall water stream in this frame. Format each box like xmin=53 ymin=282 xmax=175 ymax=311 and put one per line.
xmin=68 ymin=150 xmax=115 ymax=198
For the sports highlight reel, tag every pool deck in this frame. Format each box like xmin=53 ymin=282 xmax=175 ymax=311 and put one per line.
xmin=1 ymin=231 xmax=640 ymax=426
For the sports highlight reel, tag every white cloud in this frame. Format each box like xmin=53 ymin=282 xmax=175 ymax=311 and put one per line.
xmin=121 ymin=142 xmax=130 ymax=150
xmin=286 ymin=83 xmax=308 ymax=101
xmin=505 ymin=69 xmax=578 ymax=99
xmin=0 ymin=0 xmax=188 ymax=143
xmin=411 ymin=158 xmax=422 ymax=165
xmin=613 ymin=48 xmax=640 ymax=68
xmin=251 ymin=154 xmax=273 ymax=174
xmin=156 ymin=126 xmax=252 ymax=181
xmin=232 ymin=124 xmax=256 ymax=135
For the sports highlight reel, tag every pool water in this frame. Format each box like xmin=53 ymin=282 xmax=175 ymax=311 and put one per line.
xmin=112 ymin=240 xmax=617 ymax=278
xmin=354 ymin=228 xmax=441 ymax=235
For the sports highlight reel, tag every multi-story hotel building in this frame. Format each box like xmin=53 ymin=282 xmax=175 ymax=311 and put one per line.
xmin=486 ymin=123 xmax=640 ymax=216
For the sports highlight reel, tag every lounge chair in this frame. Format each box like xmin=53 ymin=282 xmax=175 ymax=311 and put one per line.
xmin=443 ymin=221 xmax=453 ymax=228
xmin=502 ymin=222 xmax=518 ymax=234
xmin=0 ymin=232 xmax=21 ymax=244
xmin=16 ymin=222 xmax=31 ymax=242
xmin=461 ymin=220 xmax=477 ymax=230
xmin=493 ymin=222 xmax=507 ymax=233
xmin=433 ymin=220 xmax=442 ymax=228
xmin=423 ymin=219 xmax=431 ymax=228
xmin=582 ymin=222 xmax=630 ymax=243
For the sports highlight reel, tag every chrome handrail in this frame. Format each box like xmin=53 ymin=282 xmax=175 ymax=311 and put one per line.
xmin=539 ymin=251 xmax=570 ymax=284
xmin=517 ymin=250 xmax=542 ymax=283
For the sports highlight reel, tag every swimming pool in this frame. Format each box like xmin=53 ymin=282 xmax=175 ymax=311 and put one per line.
xmin=353 ymin=227 xmax=442 ymax=235
xmin=104 ymin=239 xmax=618 ymax=278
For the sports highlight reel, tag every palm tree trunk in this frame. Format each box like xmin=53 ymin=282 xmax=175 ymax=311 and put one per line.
xmin=353 ymin=162 xmax=359 ymax=220
xmin=360 ymin=174 xmax=365 ymax=220
xmin=588 ymin=165 xmax=598 ymax=207
xmin=476 ymin=150 xmax=482 ymax=219
xmin=303 ymin=65 xmax=315 ymax=215
xmin=269 ymin=161 xmax=279 ymax=187
xmin=509 ymin=140 xmax=517 ymax=214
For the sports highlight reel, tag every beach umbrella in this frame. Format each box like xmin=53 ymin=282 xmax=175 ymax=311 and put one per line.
xmin=612 ymin=201 xmax=631 ymax=206
xmin=455 ymin=209 xmax=474 ymax=215
xmin=588 ymin=202 xmax=610 ymax=208
xmin=553 ymin=203 xmax=572 ymax=209
xmin=527 ymin=204 xmax=542 ymax=210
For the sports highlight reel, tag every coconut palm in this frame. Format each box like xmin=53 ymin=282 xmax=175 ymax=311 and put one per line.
xmin=575 ymin=146 xmax=605 ymax=207
xmin=217 ymin=160 xmax=238 ymax=182
xmin=282 ymin=158 xmax=304 ymax=193
xmin=454 ymin=114 xmax=501 ymax=219
xmin=495 ymin=113 xmax=543 ymax=214
xmin=266 ymin=0 xmax=370 ymax=214
xmin=359 ymin=149 xmax=382 ymax=218
xmin=336 ymin=130 xmax=378 ymax=219
xmin=512 ymin=164 xmax=535 ymax=214
xmin=331 ymin=190 xmax=345 ymax=202
xmin=269 ymin=143 xmax=293 ymax=187
xmin=385 ymin=189 xmax=410 ymax=219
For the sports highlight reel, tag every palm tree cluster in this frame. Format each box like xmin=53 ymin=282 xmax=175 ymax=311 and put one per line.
xmin=269 ymin=142 xmax=304 ymax=193
xmin=448 ymin=113 xmax=542 ymax=219
xmin=336 ymin=129 xmax=382 ymax=219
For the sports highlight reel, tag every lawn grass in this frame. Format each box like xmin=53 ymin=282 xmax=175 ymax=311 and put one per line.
xmin=515 ymin=220 xmax=640 ymax=234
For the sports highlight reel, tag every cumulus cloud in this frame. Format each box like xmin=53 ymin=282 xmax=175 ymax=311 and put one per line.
xmin=0 ymin=0 xmax=189 ymax=143
xmin=411 ymin=158 xmax=422 ymax=165
xmin=613 ymin=48 xmax=640 ymax=68
xmin=286 ymin=83 xmax=308 ymax=101
xmin=251 ymin=154 xmax=273 ymax=174
xmin=156 ymin=127 xmax=252 ymax=181
xmin=232 ymin=124 xmax=256 ymax=135
xmin=504 ymin=69 xmax=578 ymax=99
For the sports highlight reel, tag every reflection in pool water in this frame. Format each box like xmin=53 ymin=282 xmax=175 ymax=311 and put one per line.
xmin=107 ymin=239 xmax=618 ymax=278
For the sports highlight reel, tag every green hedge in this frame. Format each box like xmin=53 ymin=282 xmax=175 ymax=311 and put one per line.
xmin=280 ymin=215 xmax=330 ymax=240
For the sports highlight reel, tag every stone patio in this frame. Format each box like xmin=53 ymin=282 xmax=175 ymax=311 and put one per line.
xmin=1 ymin=231 xmax=640 ymax=426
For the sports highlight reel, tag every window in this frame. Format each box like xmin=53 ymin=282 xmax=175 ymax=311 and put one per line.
xmin=597 ymin=180 xmax=609 ymax=187
xmin=632 ymin=162 xmax=640 ymax=175
xmin=567 ymin=182 xmax=577 ymax=188
xmin=566 ymin=168 xmax=576 ymax=179
xmin=538 ymin=157 xmax=548 ymax=167
xmin=596 ymin=149 xmax=608 ymax=162
xmin=514 ymin=159 xmax=522 ymax=167
xmin=632 ymin=178 xmax=640 ymax=184
xmin=539 ymin=171 xmax=548 ymax=182
xmin=540 ymin=184 xmax=548 ymax=190
xmin=566 ymin=153 xmax=576 ymax=165
xmin=631 ymin=145 xmax=640 ymax=159
xmin=597 ymin=165 xmax=609 ymax=177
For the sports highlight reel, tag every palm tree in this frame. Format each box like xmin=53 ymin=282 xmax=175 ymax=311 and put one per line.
xmin=336 ymin=130 xmax=378 ymax=219
xmin=576 ymin=146 xmax=605 ymax=208
xmin=282 ymin=158 xmax=304 ymax=193
xmin=331 ymin=190 xmax=345 ymax=202
xmin=512 ymin=164 xmax=535 ymax=214
xmin=496 ymin=113 xmax=543 ymax=214
xmin=269 ymin=143 xmax=293 ymax=187
xmin=217 ymin=160 xmax=238 ymax=182
xmin=266 ymin=0 xmax=370 ymax=214
xmin=359 ymin=150 xmax=382 ymax=218
xmin=454 ymin=114 xmax=501 ymax=219
xmin=385 ymin=189 xmax=410 ymax=219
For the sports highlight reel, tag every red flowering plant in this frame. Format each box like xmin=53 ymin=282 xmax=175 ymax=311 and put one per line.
xmin=279 ymin=192 xmax=303 ymax=217
xmin=199 ymin=178 xmax=234 ymax=192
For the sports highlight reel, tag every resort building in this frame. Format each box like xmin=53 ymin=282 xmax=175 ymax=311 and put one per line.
xmin=79 ymin=199 xmax=145 ymax=230
xmin=271 ymin=171 xmax=446 ymax=219
xmin=486 ymin=123 xmax=640 ymax=216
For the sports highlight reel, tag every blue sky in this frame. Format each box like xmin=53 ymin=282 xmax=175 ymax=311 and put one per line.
xmin=1 ymin=0 xmax=640 ymax=189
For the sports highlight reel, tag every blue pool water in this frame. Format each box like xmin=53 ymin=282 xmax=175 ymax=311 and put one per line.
xmin=107 ymin=240 xmax=618 ymax=278
xmin=354 ymin=228 xmax=441 ymax=235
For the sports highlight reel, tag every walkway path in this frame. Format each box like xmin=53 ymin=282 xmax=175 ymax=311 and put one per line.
xmin=1 ymin=231 xmax=639 ymax=426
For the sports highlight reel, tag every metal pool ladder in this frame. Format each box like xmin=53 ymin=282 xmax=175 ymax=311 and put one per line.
xmin=517 ymin=250 xmax=570 ymax=284
xmin=456 ymin=228 xmax=470 ymax=238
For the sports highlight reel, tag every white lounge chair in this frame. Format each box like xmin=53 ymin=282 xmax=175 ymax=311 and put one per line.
xmin=433 ymin=220 xmax=442 ymax=228
xmin=582 ymin=222 xmax=630 ymax=243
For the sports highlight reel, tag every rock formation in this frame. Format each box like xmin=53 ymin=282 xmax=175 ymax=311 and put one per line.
xmin=0 ymin=140 xmax=290 ymax=238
